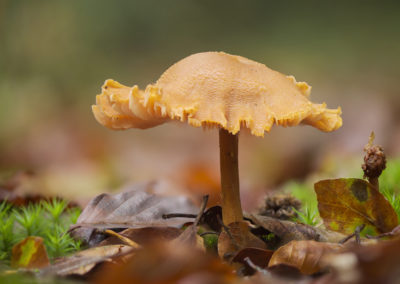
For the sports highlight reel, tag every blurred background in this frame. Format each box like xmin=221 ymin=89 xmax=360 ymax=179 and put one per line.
xmin=1 ymin=1 xmax=400 ymax=208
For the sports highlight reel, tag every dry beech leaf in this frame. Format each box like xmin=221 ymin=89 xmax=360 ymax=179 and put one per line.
xmin=11 ymin=236 xmax=49 ymax=269
xmin=40 ymin=245 xmax=133 ymax=277
xmin=232 ymin=247 xmax=274 ymax=276
xmin=94 ymin=242 xmax=236 ymax=284
xmin=172 ymin=225 xmax=205 ymax=251
xmin=200 ymin=205 xmax=223 ymax=232
xmin=248 ymin=214 xmax=345 ymax=247
xmin=170 ymin=195 xmax=209 ymax=251
xmin=69 ymin=184 xmax=198 ymax=245
xmin=323 ymin=238 xmax=400 ymax=284
xmin=218 ymin=221 xmax=266 ymax=261
xmin=268 ymin=240 xmax=343 ymax=275
xmin=315 ymin=178 xmax=398 ymax=234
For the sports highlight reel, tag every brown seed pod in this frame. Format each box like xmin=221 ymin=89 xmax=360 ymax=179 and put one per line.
xmin=361 ymin=132 xmax=386 ymax=188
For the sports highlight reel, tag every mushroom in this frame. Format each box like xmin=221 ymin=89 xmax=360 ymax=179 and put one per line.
xmin=92 ymin=51 xmax=342 ymax=249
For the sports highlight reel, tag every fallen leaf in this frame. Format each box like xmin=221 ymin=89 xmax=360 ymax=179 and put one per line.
xmin=268 ymin=240 xmax=343 ymax=275
xmin=200 ymin=205 xmax=223 ymax=232
xmin=322 ymin=238 xmax=400 ymax=284
xmin=267 ymin=264 xmax=304 ymax=280
xmin=94 ymin=242 xmax=236 ymax=284
xmin=248 ymin=214 xmax=345 ymax=248
xmin=11 ymin=236 xmax=49 ymax=269
xmin=218 ymin=221 xmax=266 ymax=261
xmin=170 ymin=195 xmax=209 ymax=250
xmin=232 ymin=247 xmax=274 ymax=276
xmin=315 ymin=178 xmax=398 ymax=234
xmin=40 ymin=245 xmax=133 ymax=277
xmin=171 ymin=225 xmax=205 ymax=251
xmin=69 ymin=186 xmax=198 ymax=245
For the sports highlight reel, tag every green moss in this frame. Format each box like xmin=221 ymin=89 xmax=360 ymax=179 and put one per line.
xmin=202 ymin=234 xmax=218 ymax=253
xmin=283 ymin=181 xmax=320 ymax=226
xmin=260 ymin=233 xmax=276 ymax=242
xmin=0 ymin=199 xmax=82 ymax=263
xmin=380 ymin=159 xmax=400 ymax=221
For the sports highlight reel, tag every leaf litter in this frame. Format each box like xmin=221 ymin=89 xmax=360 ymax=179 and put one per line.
xmin=69 ymin=183 xmax=198 ymax=246
xmin=5 ymin=134 xmax=400 ymax=283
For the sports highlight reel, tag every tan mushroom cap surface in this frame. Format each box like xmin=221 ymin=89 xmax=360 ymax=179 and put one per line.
xmin=92 ymin=51 xmax=342 ymax=136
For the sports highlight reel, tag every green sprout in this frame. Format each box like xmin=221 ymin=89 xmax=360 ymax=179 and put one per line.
xmin=45 ymin=224 xmax=80 ymax=258
xmin=66 ymin=207 xmax=81 ymax=225
xmin=42 ymin=199 xmax=68 ymax=224
xmin=283 ymin=181 xmax=321 ymax=226
xmin=13 ymin=203 xmax=44 ymax=238
xmin=293 ymin=206 xmax=319 ymax=226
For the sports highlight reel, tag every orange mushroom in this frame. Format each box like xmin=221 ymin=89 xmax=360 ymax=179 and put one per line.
xmin=92 ymin=51 xmax=342 ymax=243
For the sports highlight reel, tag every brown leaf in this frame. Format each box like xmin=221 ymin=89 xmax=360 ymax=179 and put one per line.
xmin=94 ymin=242 xmax=236 ymax=284
xmin=248 ymin=214 xmax=345 ymax=247
xmin=69 ymin=187 xmax=198 ymax=245
xmin=315 ymin=178 xmax=398 ymax=234
xmin=232 ymin=247 xmax=274 ymax=276
xmin=170 ymin=195 xmax=209 ymax=250
xmin=218 ymin=221 xmax=266 ymax=261
xmin=40 ymin=245 xmax=133 ymax=277
xmin=11 ymin=236 xmax=49 ymax=269
xmin=268 ymin=240 xmax=343 ymax=275
xmin=171 ymin=225 xmax=205 ymax=250
xmin=323 ymin=239 xmax=400 ymax=284
xmin=200 ymin=205 xmax=223 ymax=232
xmin=267 ymin=264 xmax=304 ymax=280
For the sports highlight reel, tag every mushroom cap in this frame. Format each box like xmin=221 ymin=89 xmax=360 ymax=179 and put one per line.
xmin=92 ymin=52 xmax=342 ymax=136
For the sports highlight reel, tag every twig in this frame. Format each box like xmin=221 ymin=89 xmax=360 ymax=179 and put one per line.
xmin=162 ymin=195 xmax=209 ymax=224
xmin=102 ymin=229 xmax=140 ymax=248
xmin=194 ymin=195 xmax=209 ymax=226
xmin=366 ymin=225 xmax=400 ymax=239
xmin=162 ymin=213 xmax=197 ymax=219
xmin=339 ymin=224 xmax=365 ymax=244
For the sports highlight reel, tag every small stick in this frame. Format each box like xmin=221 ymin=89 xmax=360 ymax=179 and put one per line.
xmin=194 ymin=195 xmax=209 ymax=226
xmin=339 ymin=224 xmax=365 ymax=244
xmin=366 ymin=225 xmax=400 ymax=239
xmin=162 ymin=213 xmax=197 ymax=219
xmin=162 ymin=196 xmax=209 ymax=221
xmin=103 ymin=229 xmax=140 ymax=248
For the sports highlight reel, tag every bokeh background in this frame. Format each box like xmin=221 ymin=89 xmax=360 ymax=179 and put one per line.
xmin=1 ymin=1 xmax=400 ymax=208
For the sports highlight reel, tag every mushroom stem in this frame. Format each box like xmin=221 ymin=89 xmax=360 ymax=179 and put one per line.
xmin=219 ymin=128 xmax=243 ymax=225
